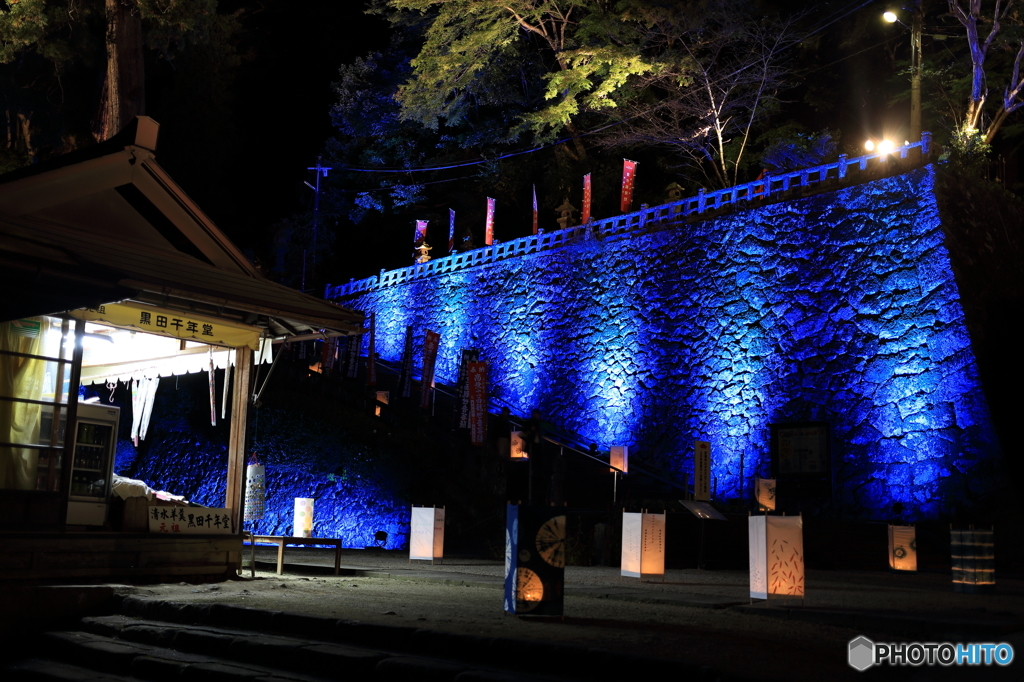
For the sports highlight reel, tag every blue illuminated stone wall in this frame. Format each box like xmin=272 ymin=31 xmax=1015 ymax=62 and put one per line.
xmin=107 ymin=373 xmax=411 ymax=548
xmin=339 ymin=166 xmax=1001 ymax=519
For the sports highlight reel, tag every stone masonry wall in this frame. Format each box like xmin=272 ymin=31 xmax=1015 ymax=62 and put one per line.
xmin=339 ymin=166 xmax=1001 ymax=520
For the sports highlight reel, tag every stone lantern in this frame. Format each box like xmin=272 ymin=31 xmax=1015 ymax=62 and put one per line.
xmin=665 ymin=182 xmax=685 ymax=213
xmin=554 ymin=198 xmax=578 ymax=230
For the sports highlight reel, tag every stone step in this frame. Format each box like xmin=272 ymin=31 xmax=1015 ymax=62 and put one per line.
xmin=111 ymin=596 xmax=697 ymax=681
xmin=7 ymin=658 xmax=137 ymax=682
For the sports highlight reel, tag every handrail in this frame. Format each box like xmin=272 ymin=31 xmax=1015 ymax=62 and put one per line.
xmin=326 ymin=134 xmax=932 ymax=300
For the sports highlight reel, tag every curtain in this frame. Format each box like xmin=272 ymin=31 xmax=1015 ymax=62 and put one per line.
xmin=0 ymin=318 xmax=51 ymax=490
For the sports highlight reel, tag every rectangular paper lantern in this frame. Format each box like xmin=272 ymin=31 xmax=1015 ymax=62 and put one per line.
xmin=756 ymin=477 xmax=776 ymax=512
xmin=510 ymin=431 xmax=528 ymax=459
xmin=620 ymin=511 xmax=666 ymax=579
xmin=952 ymin=527 xmax=994 ymax=593
xmin=293 ymin=498 xmax=314 ymax=538
xmin=610 ymin=445 xmax=628 ymax=473
xmin=888 ymin=525 xmax=917 ymax=571
xmin=749 ymin=515 xmax=804 ymax=599
xmin=504 ymin=505 xmax=565 ymax=615
xmin=375 ymin=390 xmax=389 ymax=417
xmin=410 ymin=506 xmax=445 ymax=561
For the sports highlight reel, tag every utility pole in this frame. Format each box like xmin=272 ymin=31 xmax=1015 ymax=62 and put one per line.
xmin=304 ymin=159 xmax=330 ymax=292
xmin=910 ymin=0 xmax=922 ymax=143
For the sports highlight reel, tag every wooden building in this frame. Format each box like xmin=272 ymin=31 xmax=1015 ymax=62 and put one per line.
xmin=0 ymin=117 xmax=362 ymax=583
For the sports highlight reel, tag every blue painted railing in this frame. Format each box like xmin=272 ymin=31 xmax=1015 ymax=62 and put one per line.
xmin=325 ymin=134 xmax=932 ymax=299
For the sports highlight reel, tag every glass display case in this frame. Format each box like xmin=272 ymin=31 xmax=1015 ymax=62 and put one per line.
xmin=66 ymin=403 xmax=120 ymax=526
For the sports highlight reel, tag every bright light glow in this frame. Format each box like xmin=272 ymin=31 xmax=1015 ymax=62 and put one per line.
xmin=883 ymin=11 xmax=898 ymax=22
xmin=865 ymin=140 xmax=875 ymax=152
xmin=878 ymin=139 xmax=895 ymax=154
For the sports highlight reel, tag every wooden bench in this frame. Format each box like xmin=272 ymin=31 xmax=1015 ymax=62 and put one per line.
xmin=242 ymin=535 xmax=343 ymax=576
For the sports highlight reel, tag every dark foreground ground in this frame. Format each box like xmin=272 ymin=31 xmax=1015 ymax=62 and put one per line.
xmin=52 ymin=547 xmax=1018 ymax=682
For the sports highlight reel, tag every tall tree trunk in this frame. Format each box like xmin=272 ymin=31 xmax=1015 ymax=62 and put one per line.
xmin=95 ymin=0 xmax=145 ymax=141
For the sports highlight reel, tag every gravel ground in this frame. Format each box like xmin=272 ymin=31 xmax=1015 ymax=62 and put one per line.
xmin=120 ymin=548 xmax=1024 ymax=681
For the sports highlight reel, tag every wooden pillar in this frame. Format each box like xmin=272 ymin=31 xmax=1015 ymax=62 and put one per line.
xmin=226 ymin=345 xmax=252 ymax=534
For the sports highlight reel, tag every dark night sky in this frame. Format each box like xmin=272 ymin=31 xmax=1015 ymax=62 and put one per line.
xmin=147 ymin=2 xmax=389 ymax=265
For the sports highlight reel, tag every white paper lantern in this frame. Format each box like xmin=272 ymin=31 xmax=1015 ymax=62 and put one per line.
xmin=510 ymin=431 xmax=528 ymax=459
xmin=244 ymin=461 xmax=266 ymax=522
xmin=749 ymin=514 xmax=804 ymax=600
xmin=293 ymin=498 xmax=314 ymax=538
xmin=755 ymin=477 xmax=776 ymax=512
xmin=410 ymin=506 xmax=445 ymax=562
xmin=621 ymin=511 xmax=666 ymax=579
xmin=888 ymin=525 xmax=917 ymax=571
xmin=610 ymin=445 xmax=628 ymax=473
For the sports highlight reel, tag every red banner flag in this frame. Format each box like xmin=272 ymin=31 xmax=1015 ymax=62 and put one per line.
xmin=485 ymin=197 xmax=495 ymax=245
xmin=448 ymin=209 xmax=456 ymax=253
xmin=532 ymin=185 xmax=538 ymax=235
xmin=582 ymin=173 xmax=592 ymax=224
xmin=414 ymin=220 xmax=429 ymax=244
xmin=468 ymin=361 xmax=488 ymax=445
xmin=366 ymin=312 xmax=376 ymax=386
xmin=621 ymin=159 xmax=638 ymax=212
xmin=420 ymin=330 xmax=441 ymax=410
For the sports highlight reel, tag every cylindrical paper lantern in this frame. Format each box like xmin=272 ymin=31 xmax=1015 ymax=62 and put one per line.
xmin=293 ymin=498 xmax=314 ymax=538
xmin=244 ymin=461 xmax=266 ymax=523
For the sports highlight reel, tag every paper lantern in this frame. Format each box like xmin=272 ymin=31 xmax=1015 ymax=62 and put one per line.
xmin=610 ymin=445 xmax=628 ymax=473
xmin=510 ymin=431 xmax=528 ymax=459
xmin=375 ymin=390 xmax=389 ymax=417
xmin=293 ymin=498 xmax=314 ymax=538
xmin=244 ymin=460 xmax=266 ymax=523
xmin=888 ymin=525 xmax=917 ymax=571
xmin=756 ymin=477 xmax=776 ymax=512
xmin=504 ymin=505 xmax=565 ymax=615
xmin=749 ymin=514 xmax=804 ymax=600
xmin=620 ymin=511 xmax=665 ymax=579
xmin=410 ymin=506 xmax=445 ymax=562
xmin=952 ymin=526 xmax=994 ymax=593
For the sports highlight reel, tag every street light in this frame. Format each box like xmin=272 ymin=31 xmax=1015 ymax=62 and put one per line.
xmin=884 ymin=4 xmax=923 ymax=143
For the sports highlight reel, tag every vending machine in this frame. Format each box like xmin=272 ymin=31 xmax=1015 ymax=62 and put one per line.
xmin=66 ymin=403 xmax=120 ymax=526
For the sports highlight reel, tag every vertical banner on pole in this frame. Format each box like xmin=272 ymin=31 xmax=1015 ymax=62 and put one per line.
xmin=399 ymin=326 xmax=414 ymax=398
xmin=244 ymin=455 xmax=265 ymax=524
xmin=454 ymin=349 xmax=479 ymax=428
xmin=468 ymin=361 xmax=487 ymax=446
xmin=582 ymin=173 xmax=592 ymax=224
xmin=346 ymin=333 xmax=361 ymax=379
xmin=410 ymin=506 xmax=445 ymax=562
xmin=620 ymin=159 xmax=638 ymax=213
xmin=694 ymin=441 xmax=710 ymax=501
xmin=448 ymin=209 xmax=456 ymax=253
xmin=532 ymin=185 xmax=539 ymax=235
xmin=485 ymin=197 xmax=495 ymax=245
xmin=414 ymin=220 xmax=428 ymax=244
xmin=366 ymin=313 xmax=376 ymax=386
xmin=504 ymin=505 xmax=565 ymax=615
xmin=420 ymin=330 xmax=441 ymax=410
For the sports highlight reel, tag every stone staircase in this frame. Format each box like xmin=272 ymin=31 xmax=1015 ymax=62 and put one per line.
xmin=6 ymin=595 xmax=729 ymax=682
